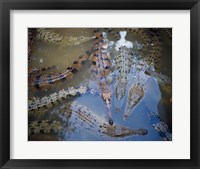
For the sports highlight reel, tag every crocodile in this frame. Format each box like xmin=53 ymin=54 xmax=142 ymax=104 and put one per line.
xmin=36 ymin=28 xmax=95 ymax=46
xmin=123 ymin=58 xmax=171 ymax=122
xmin=144 ymin=68 xmax=171 ymax=89
xmin=147 ymin=112 xmax=172 ymax=141
xmin=123 ymin=84 xmax=144 ymax=120
xmin=28 ymin=86 xmax=98 ymax=111
xmin=91 ymin=30 xmax=113 ymax=125
xmin=123 ymin=70 xmax=147 ymax=120
xmin=29 ymin=52 xmax=89 ymax=88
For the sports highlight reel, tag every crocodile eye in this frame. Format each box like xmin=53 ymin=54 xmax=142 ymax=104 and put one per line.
xmin=109 ymin=118 xmax=113 ymax=125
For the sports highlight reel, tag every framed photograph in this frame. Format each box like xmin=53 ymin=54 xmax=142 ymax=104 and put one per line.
xmin=0 ymin=0 xmax=199 ymax=168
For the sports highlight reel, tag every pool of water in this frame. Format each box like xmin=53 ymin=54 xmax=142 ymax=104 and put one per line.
xmin=28 ymin=28 xmax=172 ymax=141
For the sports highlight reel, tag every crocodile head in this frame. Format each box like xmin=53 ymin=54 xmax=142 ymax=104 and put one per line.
xmin=115 ymin=80 xmax=127 ymax=100
xmin=100 ymin=123 xmax=148 ymax=138
xmin=123 ymin=85 xmax=144 ymax=120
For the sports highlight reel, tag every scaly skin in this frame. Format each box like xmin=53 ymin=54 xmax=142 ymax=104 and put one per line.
xmin=29 ymin=52 xmax=89 ymax=88
xmin=113 ymin=46 xmax=135 ymax=100
xmin=28 ymin=86 xmax=98 ymax=111
xmin=144 ymin=68 xmax=171 ymax=88
xmin=123 ymin=83 xmax=144 ymax=120
xmin=147 ymin=112 xmax=172 ymax=141
xmin=36 ymin=28 xmax=95 ymax=46
xmin=92 ymin=30 xmax=113 ymax=125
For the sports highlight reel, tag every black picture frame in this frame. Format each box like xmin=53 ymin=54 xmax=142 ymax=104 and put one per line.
xmin=0 ymin=0 xmax=200 ymax=168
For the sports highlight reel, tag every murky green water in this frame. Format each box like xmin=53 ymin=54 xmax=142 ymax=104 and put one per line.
xmin=28 ymin=28 xmax=172 ymax=141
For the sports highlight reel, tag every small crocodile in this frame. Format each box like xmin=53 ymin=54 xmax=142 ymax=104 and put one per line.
xmin=36 ymin=28 xmax=95 ymax=46
xmin=28 ymin=86 xmax=97 ymax=111
xmin=123 ymin=83 xmax=144 ymax=120
xmin=29 ymin=52 xmax=89 ymax=88
xmin=144 ymin=68 xmax=171 ymax=89
xmin=91 ymin=30 xmax=113 ymax=125
xmin=147 ymin=112 xmax=172 ymax=141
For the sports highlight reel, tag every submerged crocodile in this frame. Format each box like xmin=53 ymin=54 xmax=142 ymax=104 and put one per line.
xmin=29 ymin=52 xmax=89 ymax=88
xmin=147 ymin=112 xmax=172 ymax=141
xmin=122 ymin=57 xmax=171 ymax=121
xmin=144 ymin=68 xmax=171 ymax=89
xmin=36 ymin=28 xmax=95 ymax=46
xmin=28 ymin=86 xmax=97 ymax=111
xmin=91 ymin=30 xmax=113 ymax=125
xmin=123 ymin=83 xmax=144 ymax=120
xmin=123 ymin=68 xmax=148 ymax=120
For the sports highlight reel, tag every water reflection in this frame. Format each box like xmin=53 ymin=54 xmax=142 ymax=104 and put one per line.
xmin=28 ymin=28 xmax=172 ymax=141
